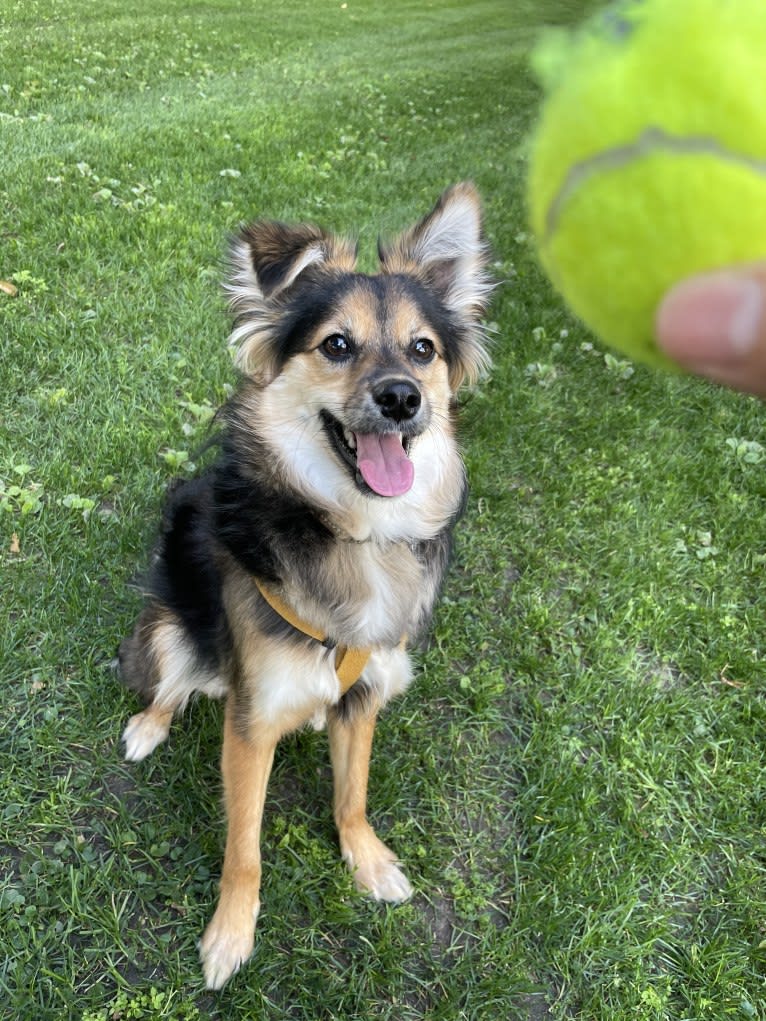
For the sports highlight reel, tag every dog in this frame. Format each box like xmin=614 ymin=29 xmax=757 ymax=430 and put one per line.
xmin=118 ymin=182 xmax=493 ymax=989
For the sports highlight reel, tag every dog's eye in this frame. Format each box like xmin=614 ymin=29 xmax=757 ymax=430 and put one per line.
xmin=321 ymin=334 xmax=353 ymax=361
xmin=410 ymin=338 xmax=435 ymax=363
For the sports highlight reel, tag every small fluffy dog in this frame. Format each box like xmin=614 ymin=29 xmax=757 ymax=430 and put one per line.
xmin=119 ymin=183 xmax=492 ymax=989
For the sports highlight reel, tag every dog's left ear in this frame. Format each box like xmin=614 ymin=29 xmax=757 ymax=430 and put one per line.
xmin=225 ymin=221 xmax=357 ymax=382
xmin=380 ymin=182 xmax=493 ymax=387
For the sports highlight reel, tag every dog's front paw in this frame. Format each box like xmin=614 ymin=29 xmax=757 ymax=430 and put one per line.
xmin=353 ymin=856 xmax=413 ymax=903
xmin=199 ymin=900 xmax=260 ymax=991
xmin=341 ymin=824 xmax=413 ymax=903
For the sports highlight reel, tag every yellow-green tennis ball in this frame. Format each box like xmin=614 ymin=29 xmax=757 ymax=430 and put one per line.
xmin=527 ymin=0 xmax=766 ymax=369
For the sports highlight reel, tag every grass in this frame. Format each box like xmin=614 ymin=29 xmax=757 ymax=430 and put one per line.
xmin=2 ymin=0 xmax=766 ymax=1017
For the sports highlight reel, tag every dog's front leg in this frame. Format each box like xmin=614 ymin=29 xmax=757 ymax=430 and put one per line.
xmin=328 ymin=709 xmax=413 ymax=903
xmin=199 ymin=702 xmax=278 ymax=990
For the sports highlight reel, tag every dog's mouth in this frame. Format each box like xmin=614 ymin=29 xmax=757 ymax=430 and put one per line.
xmin=321 ymin=412 xmax=414 ymax=498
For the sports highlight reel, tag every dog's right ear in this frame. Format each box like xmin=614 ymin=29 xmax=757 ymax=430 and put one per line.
xmin=225 ymin=221 xmax=357 ymax=382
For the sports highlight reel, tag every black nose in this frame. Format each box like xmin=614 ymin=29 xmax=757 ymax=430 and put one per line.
xmin=373 ymin=379 xmax=422 ymax=422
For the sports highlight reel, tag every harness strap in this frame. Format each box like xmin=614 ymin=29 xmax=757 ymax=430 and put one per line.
xmin=254 ymin=580 xmax=372 ymax=694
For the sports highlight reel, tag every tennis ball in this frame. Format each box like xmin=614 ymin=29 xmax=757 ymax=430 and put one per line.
xmin=527 ymin=0 xmax=766 ymax=369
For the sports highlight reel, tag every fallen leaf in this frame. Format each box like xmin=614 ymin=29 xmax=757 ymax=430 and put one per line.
xmin=0 ymin=280 xmax=18 ymax=297
xmin=9 ymin=533 xmax=20 ymax=555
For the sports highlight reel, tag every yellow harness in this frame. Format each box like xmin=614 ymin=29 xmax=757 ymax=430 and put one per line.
xmin=255 ymin=580 xmax=372 ymax=694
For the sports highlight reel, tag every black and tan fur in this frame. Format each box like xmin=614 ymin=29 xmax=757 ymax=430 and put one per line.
xmin=119 ymin=183 xmax=493 ymax=989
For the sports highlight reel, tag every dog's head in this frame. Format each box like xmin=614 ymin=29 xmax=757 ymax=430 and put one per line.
xmin=225 ymin=184 xmax=492 ymax=521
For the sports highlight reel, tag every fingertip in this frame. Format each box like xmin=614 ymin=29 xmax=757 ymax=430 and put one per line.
xmin=656 ymin=272 xmax=764 ymax=363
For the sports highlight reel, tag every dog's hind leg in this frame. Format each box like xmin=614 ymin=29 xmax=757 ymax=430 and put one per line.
xmin=122 ymin=702 xmax=176 ymax=763
xmin=328 ymin=708 xmax=413 ymax=903
xmin=119 ymin=608 xmax=225 ymax=762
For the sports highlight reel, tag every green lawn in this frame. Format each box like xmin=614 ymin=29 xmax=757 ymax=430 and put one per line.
xmin=2 ymin=1 xmax=766 ymax=1018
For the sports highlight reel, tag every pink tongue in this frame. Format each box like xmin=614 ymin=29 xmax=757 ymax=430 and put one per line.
xmin=355 ymin=433 xmax=414 ymax=497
